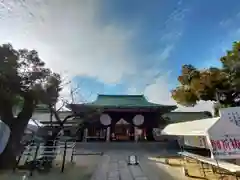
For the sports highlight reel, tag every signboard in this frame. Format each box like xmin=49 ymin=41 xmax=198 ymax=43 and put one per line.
xmin=0 ymin=120 xmax=10 ymax=154
xmin=220 ymin=107 xmax=240 ymax=127
xmin=184 ymin=136 xmax=207 ymax=149
xmin=210 ymin=134 xmax=240 ymax=159
xmin=209 ymin=107 xmax=240 ymax=159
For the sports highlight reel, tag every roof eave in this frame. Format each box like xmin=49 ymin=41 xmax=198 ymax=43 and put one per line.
xmin=67 ymin=103 xmax=177 ymax=114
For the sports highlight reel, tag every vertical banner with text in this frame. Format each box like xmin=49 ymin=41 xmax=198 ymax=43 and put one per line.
xmin=210 ymin=134 xmax=240 ymax=159
xmin=210 ymin=107 xmax=240 ymax=159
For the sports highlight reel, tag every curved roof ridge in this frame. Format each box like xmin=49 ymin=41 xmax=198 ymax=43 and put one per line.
xmin=97 ymin=94 xmax=145 ymax=97
xmin=67 ymin=94 xmax=177 ymax=112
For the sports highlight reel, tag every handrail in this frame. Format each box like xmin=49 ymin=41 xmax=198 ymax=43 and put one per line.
xmin=178 ymin=151 xmax=240 ymax=173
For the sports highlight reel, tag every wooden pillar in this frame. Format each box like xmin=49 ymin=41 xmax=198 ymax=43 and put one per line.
xmin=84 ymin=128 xmax=88 ymax=142
xmin=134 ymin=127 xmax=138 ymax=142
xmin=106 ymin=127 xmax=110 ymax=142
xmin=146 ymin=127 xmax=154 ymax=141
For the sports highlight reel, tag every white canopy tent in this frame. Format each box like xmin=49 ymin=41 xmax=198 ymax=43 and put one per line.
xmin=25 ymin=119 xmax=44 ymax=134
xmin=162 ymin=107 xmax=240 ymax=159
xmin=0 ymin=117 xmax=45 ymax=135
xmin=161 ymin=117 xmax=219 ymax=136
xmin=0 ymin=119 xmax=44 ymax=154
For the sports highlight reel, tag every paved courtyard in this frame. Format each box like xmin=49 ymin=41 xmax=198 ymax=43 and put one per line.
xmin=90 ymin=150 xmax=186 ymax=180
xmin=4 ymin=142 xmax=187 ymax=180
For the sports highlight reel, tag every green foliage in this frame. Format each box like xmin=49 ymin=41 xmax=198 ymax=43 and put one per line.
xmin=0 ymin=43 xmax=63 ymax=168
xmin=172 ymin=41 xmax=240 ymax=107
xmin=0 ymin=43 xmax=61 ymax=120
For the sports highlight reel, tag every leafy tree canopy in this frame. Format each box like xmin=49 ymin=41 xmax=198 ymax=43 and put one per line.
xmin=0 ymin=43 xmax=61 ymax=125
xmin=0 ymin=43 xmax=64 ymax=169
xmin=172 ymin=41 xmax=240 ymax=107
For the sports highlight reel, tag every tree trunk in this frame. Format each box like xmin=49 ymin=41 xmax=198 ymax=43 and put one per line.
xmin=0 ymin=118 xmax=29 ymax=169
xmin=0 ymin=97 xmax=34 ymax=169
xmin=50 ymin=108 xmax=53 ymax=127
xmin=0 ymin=138 xmax=17 ymax=169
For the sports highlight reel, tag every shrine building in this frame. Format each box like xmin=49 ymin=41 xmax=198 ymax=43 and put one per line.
xmin=67 ymin=94 xmax=177 ymax=142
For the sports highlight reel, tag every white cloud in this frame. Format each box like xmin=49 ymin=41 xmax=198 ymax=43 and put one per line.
xmin=0 ymin=0 xmax=191 ymax=109
xmin=127 ymin=87 xmax=139 ymax=95
xmin=55 ymin=82 xmax=72 ymax=110
xmin=144 ymin=75 xmax=214 ymax=112
xmin=175 ymin=100 xmax=214 ymax=113
xmin=158 ymin=44 xmax=175 ymax=62
xmin=144 ymin=75 xmax=175 ymax=105
xmin=0 ymin=0 xmax=138 ymax=85
xmin=219 ymin=19 xmax=233 ymax=28
xmin=0 ymin=0 xmax=141 ymax=106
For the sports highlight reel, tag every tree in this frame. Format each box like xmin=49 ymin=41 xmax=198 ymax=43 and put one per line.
xmin=172 ymin=41 xmax=240 ymax=108
xmin=0 ymin=44 xmax=62 ymax=169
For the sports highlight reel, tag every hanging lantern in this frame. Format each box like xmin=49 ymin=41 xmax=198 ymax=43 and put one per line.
xmin=100 ymin=114 xmax=112 ymax=126
xmin=132 ymin=114 xmax=144 ymax=126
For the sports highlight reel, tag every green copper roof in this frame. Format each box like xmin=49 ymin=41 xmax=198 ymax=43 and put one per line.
xmin=91 ymin=95 xmax=160 ymax=107
xmin=68 ymin=94 xmax=177 ymax=111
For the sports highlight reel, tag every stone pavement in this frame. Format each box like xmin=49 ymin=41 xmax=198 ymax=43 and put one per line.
xmin=90 ymin=151 xmax=183 ymax=180
xmin=91 ymin=154 xmax=149 ymax=180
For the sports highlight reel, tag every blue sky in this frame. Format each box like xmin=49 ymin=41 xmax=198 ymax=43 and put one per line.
xmin=1 ymin=0 xmax=240 ymax=111
xmin=71 ymin=0 xmax=240 ymax=106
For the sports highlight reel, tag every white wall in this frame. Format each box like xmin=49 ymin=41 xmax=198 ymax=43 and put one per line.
xmin=31 ymin=111 xmax=72 ymax=122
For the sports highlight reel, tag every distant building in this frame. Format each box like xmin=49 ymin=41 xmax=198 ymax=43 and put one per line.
xmin=67 ymin=94 xmax=176 ymax=142
xmin=162 ymin=111 xmax=212 ymax=124
xmin=32 ymin=106 xmax=72 ymax=126
xmin=33 ymin=96 xmax=212 ymax=142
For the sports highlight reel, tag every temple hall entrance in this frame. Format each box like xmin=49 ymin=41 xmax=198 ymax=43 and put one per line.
xmin=111 ymin=118 xmax=134 ymax=141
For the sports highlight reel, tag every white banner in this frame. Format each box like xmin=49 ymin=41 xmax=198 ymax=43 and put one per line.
xmin=132 ymin=115 xmax=144 ymax=126
xmin=210 ymin=134 xmax=240 ymax=159
xmin=0 ymin=120 xmax=10 ymax=154
xmin=184 ymin=136 xmax=207 ymax=149
xmin=220 ymin=107 xmax=240 ymax=127
xmin=209 ymin=107 xmax=240 ymax=159
xmin=100 ymin=114 xmax=112 ymax=126
xmin=135 ymin=128 xmax=142 ymax=135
